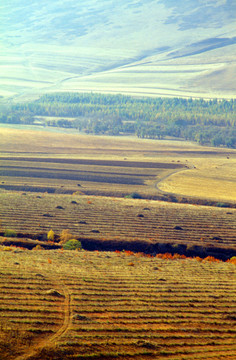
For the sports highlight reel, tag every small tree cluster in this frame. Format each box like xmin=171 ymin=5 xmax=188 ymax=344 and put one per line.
xmin=4 ymin=229 xmax=17 ymax=238
xmin=125 ymin=192 xmax=142 ymax=199
xmin=47 ymin=229 xmax=55 ymax=241
xmin=63 ymin=239 xmax=82 ymax=250
xmin=59 ymin=229 xmax=74 ymax=244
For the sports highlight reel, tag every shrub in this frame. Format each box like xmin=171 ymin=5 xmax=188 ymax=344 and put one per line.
xmin=47 ymin=229 xmax=55 ymax=241
xmin=4 ymin=229 xmax=17 ymax=237
xmin=125 ymin=192 xmax=142 ymax=199
xmin=204 ymin=256 xmax=220 ymax=263
xmin=168 ymin=195 xmax=178 ymax=203
xmin=63 ymin=239 xmax=82 ymax=250
xmin=72 ymin=191 xmax=84 ymax=196
xmin=216 ymin=202 xmax=228 ymax=208
xmin=59 ymin=229 xmax=74 ymax=244
xmin=33 ymin=245 xmax=43 ymax=250
xmin=227 ymin=256 xmax=236 ymax=265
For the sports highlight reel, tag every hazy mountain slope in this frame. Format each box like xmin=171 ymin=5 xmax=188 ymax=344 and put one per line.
xmin=0 ymin=0 xmax=235 ymax=99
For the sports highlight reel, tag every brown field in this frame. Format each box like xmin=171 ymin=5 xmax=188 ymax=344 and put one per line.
xmin=0 ymin=126 xmax=236 ymax=359
xmin=0 ymin=249 xmax=236 ymax=360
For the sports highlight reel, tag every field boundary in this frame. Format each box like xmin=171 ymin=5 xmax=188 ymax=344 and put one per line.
xmin=1 ymin=234 xmax=235 ymax=261
xmin=1 ymin=184 xmax=236 ymax=208
xmin=0 ymin=157 xmax=185 ymax=169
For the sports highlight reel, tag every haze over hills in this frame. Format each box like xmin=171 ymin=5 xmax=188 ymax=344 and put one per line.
xmin=0 ymin=0 xmax=236 ymax=100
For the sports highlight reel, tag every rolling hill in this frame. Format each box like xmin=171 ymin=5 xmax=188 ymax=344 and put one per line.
xmin=0 ymin=0 xmax=236 ymax=100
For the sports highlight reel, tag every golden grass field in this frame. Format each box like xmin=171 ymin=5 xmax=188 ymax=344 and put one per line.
xmin=0 ymin=248 xmax=235 ymax=360
xmin=0 ymin=126 xmax=236 ymax=359
xmin=158 ymin=155 xmax=236 ymax=202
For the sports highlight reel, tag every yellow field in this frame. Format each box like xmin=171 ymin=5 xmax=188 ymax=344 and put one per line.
xmin=158 ymin=155 xmax=236 ymax=202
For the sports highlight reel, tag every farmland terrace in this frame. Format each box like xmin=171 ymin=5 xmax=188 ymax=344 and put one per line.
xmin=0 ymin=249 xmax=235 ymax=360
xmin=0 ymin=192 xmax=236 ymax=260
xmin=0 ymin=156 xmax=185 ymax=198
xmin=0 ymin=128 xmax=236 ymax=259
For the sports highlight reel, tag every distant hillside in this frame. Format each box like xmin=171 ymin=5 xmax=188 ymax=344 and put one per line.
xmin=0 ymin=0 xmax=236 ymax=100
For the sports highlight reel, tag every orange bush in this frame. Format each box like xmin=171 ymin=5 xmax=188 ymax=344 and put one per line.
xmin=204 ymin=256 xmax=220 ymax=263
xmin=226 ymin=257 xmax=236 ymax=265
xmin=156 ymin=253 xmax=173 ymax=260
xmin=124 ymin=250 xmax=134 ymax=256
xmin=172 ymin=253 xmax=187 ymax=260
xmin=194 ymin=256 xmax=203 ymax=262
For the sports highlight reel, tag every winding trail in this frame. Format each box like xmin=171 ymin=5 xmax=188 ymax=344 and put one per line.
xmin=48 ymin=283 xmax=71 ymax=343
xmin=154 ymin=163 xmax=194 ymax=196
xmin=15 ymin=279 xmax=72 ymax=360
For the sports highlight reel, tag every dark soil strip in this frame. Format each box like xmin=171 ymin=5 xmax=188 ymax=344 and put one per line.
xmin=0 ymin=165 xmax=155 ymax=177
xmin=0 ymin=157 xmax=184 ymax=169
xmin=80 ymin=238 xmax=236 ymax=261
xmin=0 ymin=170 xmax=144 ymax=185
xmin=1 ymin=233 xmax=235 ymax=260
xmin=0 ymin=185 xmax=68 ymax=193
xmin=0 ymin=236 xmax=60 ymax=250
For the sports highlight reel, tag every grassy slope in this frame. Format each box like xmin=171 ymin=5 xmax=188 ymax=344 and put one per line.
xmin=0 ymin=0 xmax=236 ymax=99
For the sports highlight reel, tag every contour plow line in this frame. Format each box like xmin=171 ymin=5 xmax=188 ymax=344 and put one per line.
xmin=15 ymin=279 xmax=72 ymax=360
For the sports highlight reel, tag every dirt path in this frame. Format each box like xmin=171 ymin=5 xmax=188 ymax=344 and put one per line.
xmin=48 ymin=283 xmax=71 ymax=343
xmin=15 ymin=279 xmax=72 ymax=360
xmin=154 ymin=164 xmax=193 ymax=196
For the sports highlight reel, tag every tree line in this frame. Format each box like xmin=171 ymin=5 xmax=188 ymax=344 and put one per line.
xmin=1 ymin=92 xmax=236 ymax=148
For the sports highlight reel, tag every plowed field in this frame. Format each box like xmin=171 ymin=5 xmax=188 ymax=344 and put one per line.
xmin=0 ymin=192 xmax=236 ymax=257
xmin=0 ymin=249 xmax=235 ymax=360
xmin=0 ymin=156 xmax=183 ymax=198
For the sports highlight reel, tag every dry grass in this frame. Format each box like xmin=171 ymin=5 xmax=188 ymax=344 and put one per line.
xmin=0 ymin=192 xmax=235 ymax=254
xmin=0 ymin=127 xmax=203 ymax=155
xmin=1 ymin=126 xmax=236 ymax=203
xmin=0 ymin=248 xmax=235 ymax=359
xmin=0 ymin=126 xmax=236 ymax=255
xmin=1 ymin=41 xmax=235 ymax=100
xmin=0 ymin=127 xmax=236 ymax=359
xmin=158 ymin=155 xmax=236 ymax=202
